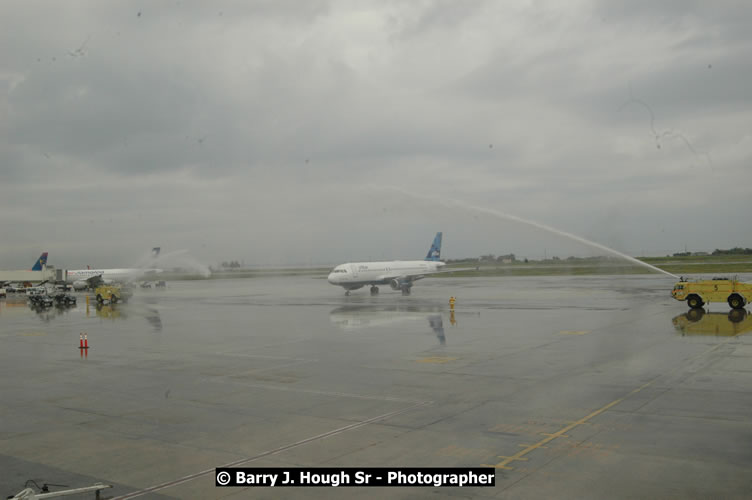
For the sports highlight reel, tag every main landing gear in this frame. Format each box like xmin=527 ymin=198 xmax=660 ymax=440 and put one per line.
xmin=343 ymin=285 xmax=410 ymax=296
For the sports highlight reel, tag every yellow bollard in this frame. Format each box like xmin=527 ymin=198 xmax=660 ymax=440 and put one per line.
xmin=449 ymin=296 xmax=456 ymax=309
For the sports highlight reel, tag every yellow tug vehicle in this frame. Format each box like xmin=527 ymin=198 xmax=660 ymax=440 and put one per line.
xmin=94 ymin=285 xmax=132 ymax=304
xmin=671 ymin=277 xmax=752 ymax=310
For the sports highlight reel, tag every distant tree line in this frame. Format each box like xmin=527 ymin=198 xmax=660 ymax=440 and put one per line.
xmin=673 ymin=248 xmax=752 ymax=257
xmin=474 ymin=253 xmax=517 ymax=262
xmin=712 ymin=247 xmax=752 ymax=255
xmin=446 ymin=255 xmax=629 ymax=263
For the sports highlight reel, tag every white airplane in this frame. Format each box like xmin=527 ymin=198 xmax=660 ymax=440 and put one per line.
xmin=67 ymin=248 xmax=163 ymax=290
xmin=67 ymin=268 xmax=164 ymax=290
xmin=327 ymin=232 xmax=445 ymax=295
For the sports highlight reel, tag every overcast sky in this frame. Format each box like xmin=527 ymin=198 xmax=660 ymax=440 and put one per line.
xmin=1 ymin=1 xmax=750 ymax=269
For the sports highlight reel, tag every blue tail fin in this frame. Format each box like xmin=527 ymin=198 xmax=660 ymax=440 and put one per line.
xmin=31 ymin=252 xmax=48 ymax=271
xmin=425 ymin=232 xmax=442 ymax=261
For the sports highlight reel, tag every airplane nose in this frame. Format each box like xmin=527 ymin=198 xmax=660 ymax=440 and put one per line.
xmin=327 ymin=273 xmax=337 ymax=284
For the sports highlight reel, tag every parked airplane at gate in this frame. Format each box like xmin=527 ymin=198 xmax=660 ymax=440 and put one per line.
xmin=1 ymin=253 xmax=51 ymax=293
xmin=67 ymin=268 xmax=164 ymax=290
xmin=327 ymin=233 xmax=444 ymax=295
xmin=67 ymin=248 xmax=163 ymax=290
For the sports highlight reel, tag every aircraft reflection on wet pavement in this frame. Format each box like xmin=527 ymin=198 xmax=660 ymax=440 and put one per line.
xmin=672 ymin=309 xmax=752 ymax=337
xmin=329 ymin=305 xmax=447 ymax=344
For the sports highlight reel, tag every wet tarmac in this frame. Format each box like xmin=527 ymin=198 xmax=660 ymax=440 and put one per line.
xmin=1 ymin=275 xmax=752 ymax=499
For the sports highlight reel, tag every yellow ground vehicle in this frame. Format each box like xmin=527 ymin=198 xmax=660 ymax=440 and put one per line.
xmin=671 ymin=278 xmax=752 ymax=309
xmin=94 ymin=285 xmax=132 ymax=304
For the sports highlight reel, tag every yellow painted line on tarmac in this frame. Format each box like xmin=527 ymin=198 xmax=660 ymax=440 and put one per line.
xmin=559 ymin=330 xmax=592 ymax=335
xmin=483 ymin=463 xmax=514 ymax=470
xmin=484 ymin=378 xmax=656 ymax=469
xmin=484 ymin=340 xmax=731 ymax=470
xmin=416 ymin=356 xmax=458 ymax=364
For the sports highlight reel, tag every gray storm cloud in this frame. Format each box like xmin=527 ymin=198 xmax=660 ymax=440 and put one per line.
xmin=1 ymin=0 xmax=750 ymax=269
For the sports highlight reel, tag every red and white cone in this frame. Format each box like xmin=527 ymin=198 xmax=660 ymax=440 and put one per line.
xmin=79 ymin=333 xmax=84 ymax=349
xmin=83 ymin=333 xmax=89 ymax=349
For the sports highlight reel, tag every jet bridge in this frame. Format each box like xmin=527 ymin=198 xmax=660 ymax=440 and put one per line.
xmin=0 ymin=267 xmax=61 ymax=283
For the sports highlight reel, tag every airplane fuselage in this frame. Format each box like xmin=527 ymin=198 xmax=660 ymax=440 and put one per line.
xmin=327 ymin=260 xmax=445 ymax=291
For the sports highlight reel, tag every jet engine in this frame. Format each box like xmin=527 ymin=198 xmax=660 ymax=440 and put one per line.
xmin=72 ymin=281 xmax=89 ymax=291
xmin=72 ymin=277 xmax=112 ymax=291
xmin=390 ymin=278 xmax=410 ymax=291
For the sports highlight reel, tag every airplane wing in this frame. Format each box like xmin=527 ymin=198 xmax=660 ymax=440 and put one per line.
xmin=434 ymin=266 xmax=486 ymax=275
xmin=84 ymin=274 xmax=105 ymax=287
xmin=377 ymin=274 xmax=417 ymax=284
xmin=395 ymin=266 xmax=480 ymax=281
xmin=386 ymin=267 xmax=462 ymax=283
